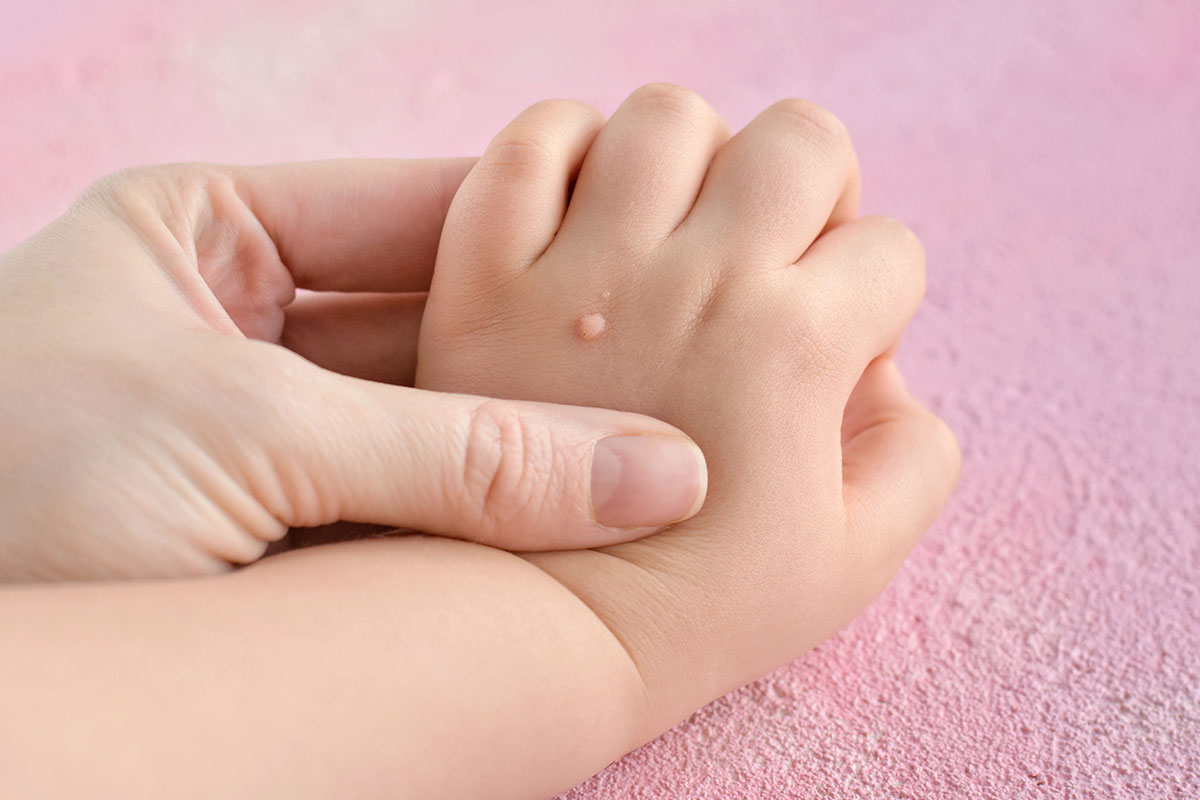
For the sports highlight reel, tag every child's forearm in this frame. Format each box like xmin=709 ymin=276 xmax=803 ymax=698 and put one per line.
xmin=0 ymin=537 xmax=645 ymax=800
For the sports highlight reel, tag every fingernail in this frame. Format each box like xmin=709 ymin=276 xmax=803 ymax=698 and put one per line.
xmin=590 ymin=435 xmax=707 ymax=528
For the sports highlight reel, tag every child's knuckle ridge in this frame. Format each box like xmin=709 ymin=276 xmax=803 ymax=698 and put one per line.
xmin=626 ymin=83 xmax=713 ymax=125
xmin=768 ymin=99 xmax=852 ymax=156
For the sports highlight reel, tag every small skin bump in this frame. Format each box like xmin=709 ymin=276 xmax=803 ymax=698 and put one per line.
xmin=576 ymin=313 xmax=607 ymax=341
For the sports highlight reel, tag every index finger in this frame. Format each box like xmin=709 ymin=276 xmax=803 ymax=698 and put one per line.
xmin=234 ymin=158 xmax=476 ymax=292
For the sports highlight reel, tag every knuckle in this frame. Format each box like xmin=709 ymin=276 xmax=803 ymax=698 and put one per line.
xmin=479 ymin=136 xmax=560 ymax=181
xmin=83 ymin=164 xmax=201 ymax=206
xmin=76 ymin=164 xmax=227 ymax=241
xmin=476 ymin=100 xmax=600 ymax=184
xmin=872 ymin=215 xmax=926 ymax=266
xmin=865 ymin=215 xmax=928 ymax=305
xmin=525 ymin=97 xmax=600 ymax=123
xmin=74 ymin=168 xmax=153 ymax=220
xmin=87 ymin=165 xmax=157 ymax=196
xmin=461 ymin=400 xmax=551 ymax=538
xmin=768 ymin=98 xmax=852 ymax=153
xmin=626 ymin=82 xmax=711 ymax=122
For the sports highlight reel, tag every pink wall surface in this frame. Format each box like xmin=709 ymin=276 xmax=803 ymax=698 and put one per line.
xmin=2 ymin=1 xmax=1197 ymax=796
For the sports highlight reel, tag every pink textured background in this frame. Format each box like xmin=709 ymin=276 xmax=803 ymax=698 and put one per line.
xmin=3 ymin=1 xmax=1197 ymax=796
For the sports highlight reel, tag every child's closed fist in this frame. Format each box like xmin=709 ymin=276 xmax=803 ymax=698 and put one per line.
xmin=418 ymin=84 xmax=960 ymax=728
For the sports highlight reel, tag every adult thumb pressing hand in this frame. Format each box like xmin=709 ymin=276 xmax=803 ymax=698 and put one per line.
xmin=0 ymin=161 xmax=706 ymax=582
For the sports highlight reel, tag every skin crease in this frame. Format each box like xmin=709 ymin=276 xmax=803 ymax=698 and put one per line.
xmin=0 ymin=86 xmax=958 ymax=800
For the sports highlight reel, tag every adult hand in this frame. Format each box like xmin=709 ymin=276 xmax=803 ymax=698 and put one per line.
xmin=0 ymin=161 xmax=707 ymax=581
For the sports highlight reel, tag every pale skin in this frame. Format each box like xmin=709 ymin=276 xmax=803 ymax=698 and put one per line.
xmin=0 ymin=86 xmax=959 ymax=799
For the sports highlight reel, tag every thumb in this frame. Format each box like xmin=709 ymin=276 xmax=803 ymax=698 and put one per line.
xmin=255 ymin=363 xmax=708 ymax=551
xmin=841 ymin=358 xmax=961 ymax=591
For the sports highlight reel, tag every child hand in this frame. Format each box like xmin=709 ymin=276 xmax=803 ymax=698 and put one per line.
xmin=418 ymin=84 xmax=961 ymax=726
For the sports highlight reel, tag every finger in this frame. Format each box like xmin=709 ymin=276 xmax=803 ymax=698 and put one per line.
xmin=841 ymin=358 xmax=961 ymax=588
xmin=252 ymin=354 xmax=709 ymax=551
xmin=796 ymin=216 xmax=926 ymax=387
xmin=233 ymin=158 xmax=476 ymax=292
xmin=438 ymin=100 xmax=605 ymax=282
xmin=563 ymin=83 xmax=729 ymax=244
xmin=281 ymin=292 xmax=425 ymax=385
xmin=683 ymin=98 xmax=860 ymax=267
